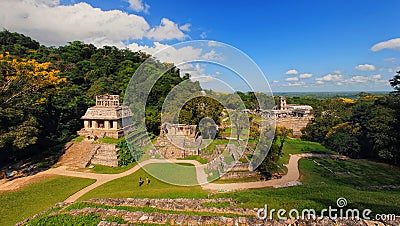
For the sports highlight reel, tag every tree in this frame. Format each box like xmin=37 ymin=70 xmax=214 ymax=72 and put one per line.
xmin=389 ymin=70 xmax=400 ymax=93
xmin=0 ymin=53 xmax=65 ymax=157
xmin=229 ymin=110 xmax=249 ymax=140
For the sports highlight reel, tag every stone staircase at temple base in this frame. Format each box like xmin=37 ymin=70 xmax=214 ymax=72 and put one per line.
xmin=90 ymin=144 xmax=119 ymax=167
xmin=57 ymin=141 xmax=119 ymax=169
xmin=56 ymin=140 xmax=95 ymax=169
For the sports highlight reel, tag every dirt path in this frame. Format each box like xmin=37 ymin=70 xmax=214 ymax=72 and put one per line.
xmin=0 ymin=153 xmax=339 ymax=202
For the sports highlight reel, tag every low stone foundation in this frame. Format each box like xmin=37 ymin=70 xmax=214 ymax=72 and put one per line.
xmin=17 ymin=198 xmax=400 ymax=226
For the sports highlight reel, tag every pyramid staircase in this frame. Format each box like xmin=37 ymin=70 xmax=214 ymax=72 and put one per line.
xmin=90 ymin=144 xmax=119 ymax=167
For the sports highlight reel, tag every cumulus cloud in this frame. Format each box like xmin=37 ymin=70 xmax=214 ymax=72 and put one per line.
xmin=371 ymin=38 xmax=400 ymax=51
xmin=346 ymin=74 xmax=385 ymax=83
xmin=200 ymin=32 xmax=207 ymax=39
xmin=128 ymin=42 xmax=203 ymax=64
xmin=355 ymin=64 xmax=376 ymax=71
xmin=282 ymin=82 xmax=305 ymax=87
xmin=0 ymin=0 xmax=188 ymax=46
xmin=179 ymin=23 xmax=191 ymax=32
xmin=285 ymin=77 xmax=299 ymax=81
xmin=126 ymin=0 xmax=150 ymax=13
xmin=299 ymin=73 xmax=313 ymax=79
xmin=285 ymin=69 xmax=298 ymax=75
xmin=146 ymin=18 xmax=187 ymax=41
xmin=128 ymin=42 xmax=221 ymax=83
xmin=316 ymin=74 xmax=343 ymax=82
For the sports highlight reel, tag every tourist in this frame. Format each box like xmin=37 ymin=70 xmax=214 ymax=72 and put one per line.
xmin=146 ymin=176 xmax=150 ymax=185
xmin=139 ymin=177 xmax=144 ymax=186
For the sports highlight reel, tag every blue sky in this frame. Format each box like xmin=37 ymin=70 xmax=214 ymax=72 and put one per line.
xmin=1 ymin=0 xmax=400 ymax=92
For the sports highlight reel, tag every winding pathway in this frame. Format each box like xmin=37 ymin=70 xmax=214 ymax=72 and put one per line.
xmin=0 ymin=153 xmax=340 ymax=202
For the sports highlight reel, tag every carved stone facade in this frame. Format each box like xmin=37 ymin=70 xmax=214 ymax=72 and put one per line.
xmin=252 ymin=96 xmax=313 ymax=136
xmin=78 ymin=95 xmax=133 ymax=139
xmin=155 ymin=123 xmax=200 ymax=159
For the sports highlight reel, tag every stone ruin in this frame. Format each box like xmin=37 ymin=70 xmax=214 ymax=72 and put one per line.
xmin=18 ymin=198 xmax=399 ymax=226
xmin=154 ymin=122 xmax=202 ymax=159
xmin=251 ymin=96 xmax=313 ymax=136
xmin=207 ymin=143 xmax=260 ymax=180
xmin=78 ymin=95 xmax=133 ymax=139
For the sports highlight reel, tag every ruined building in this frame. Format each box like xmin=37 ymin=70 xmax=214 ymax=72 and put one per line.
xmin=78 ymin=95 xmax=133 ymax=139
xmin=154 ymin=122 xmax=201 ymax=159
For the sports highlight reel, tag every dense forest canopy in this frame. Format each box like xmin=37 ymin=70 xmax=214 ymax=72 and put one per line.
xmin=1 ymin=30 xmax=399 ymax=167
xmin=0 ymin=30 xmax=198 ymax=163
xmin=301 ymin=84 xmax=400 ymax=165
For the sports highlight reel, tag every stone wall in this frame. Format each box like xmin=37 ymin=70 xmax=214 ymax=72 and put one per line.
xmin=90 ymin=144 xmax=119 ymax=167
xmin=276 ymin=117 xmax=311 ymax=136
xmin=220 ymin=171 xmax=260 ymax=180
xmin=18 ymin=198 xmax=400 ymax=226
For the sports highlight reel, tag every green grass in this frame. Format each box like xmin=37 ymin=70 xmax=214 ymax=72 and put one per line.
xmin=63 ymin=202 xmax=251 ymax=218
xmin=213 ymin=177 xmax=260 ymax=184
xmin=98 ymin=137 xmax=120 ymax=144
xmin=200 ymin=201 xmax=231 ymax=208
xmin=213 ymin=157 xmax=400 ymax=218
xmin=26 ymin=213 xmax=102 ymax=226
xmin=87 ymin=162 xmax=137 ymax=174
xmin=79 ymin=165 xmax=208 ymax=200
xmin=277 ymin=138 xmax=336 ymax=172
xmin=74 ymin=136 xmax=85 ymax=142
xmin=142 ymin=163 xmax=198 ymax=185
xmin=177 ymin=155 xmax=208 ymax=164
xmin=302 ymin=157 xmax=400 ymax=188
xmin=0 ymin=176 xmax=95 ymax=226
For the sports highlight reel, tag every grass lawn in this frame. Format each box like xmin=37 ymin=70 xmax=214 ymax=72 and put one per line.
xmin=213 ymin=157 xmax=400 ymax=218
xmin=79 ymin=164 xmax=208 ymax=200
xmin=277 ymin=138 xmax=336 ymax=173
xmin=0 ymin=176 xmax=95 ymax=226
xmin=98 ymin=137 xmax=120 ymax=144
xmin=213 ymin=176 xmax=260 ymax=184
xmin=86 ymin=162 xmax=137 ymax=174
xmin=177 ymin=155 xmax=208 ymax=164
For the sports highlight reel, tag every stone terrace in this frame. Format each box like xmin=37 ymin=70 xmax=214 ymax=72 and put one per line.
xmin=18 ymin=198 xmax=400 ymax=226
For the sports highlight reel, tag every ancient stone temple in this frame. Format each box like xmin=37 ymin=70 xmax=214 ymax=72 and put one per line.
xmin=78 ymin=95 xmax=133 ymax=139
xmin=155 ymin=122 xmax=201 ymax=159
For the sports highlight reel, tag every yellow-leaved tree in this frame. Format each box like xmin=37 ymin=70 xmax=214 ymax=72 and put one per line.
xmin=0 ymin=53 xmax=66 ymax=152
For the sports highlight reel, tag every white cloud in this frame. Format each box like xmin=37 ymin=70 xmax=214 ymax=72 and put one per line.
xmin=201 ymin=49 xmax=223 ymax=61
xmin=316 ymin=74 xmax=343 ymax=82
xmin=128 ymin=42 xmax=220 ymax=83
xmin=179 ymin=23 xmax=191 ymax=32
xmin=355 ymin=64 xmax=376 ymax=71
xmin=371 ymin=38 xmax=400 ymax=51
xmin=0 ymin=0 xmax=188 ymax=46
xmin=273 ymin=80 xmax=279 ymax=83
xmin=333 ymin=70 xmax=342 ymax=74
xmin=384 ymin=57 xmax=396 ymax=62
xmin=128 ymin=42 xmax=203 ymax=64
xmin=316 ymin=80 xmax=324 ymax=84
xmin=127 ymin=0 xmax=150 ymax=13
xmin=208 ymin=41 xmax=223 ymax=47
xmin=346 ymin=74 xmax=385 ymax=83
xmin=372 ymin=74 xmax=382 ymax=79
xmin=285 ymin=77 xmax=299 ymax=81
xmin=299 ymin=73 xmax=313 ymax=79
xmin=285 ymin=69 xmax=298 ymax=75
xmin=200 ymin=32 xmax=207 ymax=39
xmin=282 ymin=82 xmax=305 ymax=87
xmin=147 ymin=18 xmax=187 ymax=41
